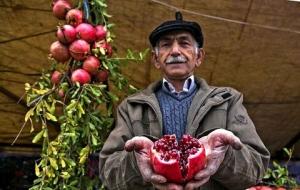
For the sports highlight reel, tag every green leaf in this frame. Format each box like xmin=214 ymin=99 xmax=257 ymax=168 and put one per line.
xmin=32 ymin=129 xmax=44 ymax=143
xmin=46 ymin=112 xmax=58 ymax=121
xmin=25 ymin=108 xmax=35 ymax=122
xmin=49 ymin=157 xmax=58 ymax=170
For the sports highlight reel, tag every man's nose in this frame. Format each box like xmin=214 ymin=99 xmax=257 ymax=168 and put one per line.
xmin=169 ymin=43 xmax=181 ymax=56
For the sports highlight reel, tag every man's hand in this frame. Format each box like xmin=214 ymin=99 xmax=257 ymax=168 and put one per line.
xmin=184 ymin=129 xmax=242 ymax=190
xmin=125 ymin=136 xmax=184 ymax=190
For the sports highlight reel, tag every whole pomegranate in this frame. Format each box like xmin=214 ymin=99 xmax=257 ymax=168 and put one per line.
xmin=69 ymin=39 xmax=90 ymax=60
xmin=66 ymin=9 xmax=83 ymax=27
xmin=95 ymin=25 xmax=107 ymax=41
xmin=57 ymin=88 xmax=65 ymax=99
xmin=50 ymin=41 xmax=70 ymax=62
xmin=75 ymin=23 xmax=96 ymax=43
xmin=150 ymin=134 xmax=206 ymax=183
xmin=51 ymin=70 xmax=62 ymax=85
xmin=71 ymin=69 xmax=91 ymax=85
xmin=96 ymin=70 xmax=109 ymax=82
xmin=83 ymin=56 xmax=100 ymax=75
xmin=52 ymin=0 xmax=72 ymax=20
xmin=56 ymin=24 xmax=76 ymax=44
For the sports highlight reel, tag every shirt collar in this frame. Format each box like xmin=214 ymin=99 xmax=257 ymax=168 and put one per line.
xmin=162 ymin=75 xmax=195 ymax=94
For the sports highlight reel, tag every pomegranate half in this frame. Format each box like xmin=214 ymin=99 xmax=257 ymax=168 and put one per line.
xmin=150 ymin=134 xmax=206 ymax=183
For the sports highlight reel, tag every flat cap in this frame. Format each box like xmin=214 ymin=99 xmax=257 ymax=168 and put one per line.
xmin=149 ymin=12 xmax=204 ymax=47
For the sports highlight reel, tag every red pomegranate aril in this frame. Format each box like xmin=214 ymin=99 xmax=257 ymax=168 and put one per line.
xmin=71 ymin=69 xmax=91 ymax=85
xmin=69 ymin=39 xmax=90 ymax=61
xmin=50 ymin=41 xmax=70 ymax=62
xmin=52 ymin=0 xmax=71 ymax=20
xmin=66 ymin=9 xmax=83 ymax=27
xmin=76 ymin=23 xmax=96 ymax=43
xmin=82 ymin=56 xmax=100 ymax=75
xmin=56 ymin=24 xmax=76 ymax=44
xmin=150 ymin=134 xmax=206 ymax=183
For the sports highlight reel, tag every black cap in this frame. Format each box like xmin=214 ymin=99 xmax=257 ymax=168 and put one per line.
xmin=149 ymin=12 xmax=204 ymax=47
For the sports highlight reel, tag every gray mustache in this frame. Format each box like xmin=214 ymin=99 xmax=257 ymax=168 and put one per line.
xmin=166 ymin=56 xmax=187 ymax=64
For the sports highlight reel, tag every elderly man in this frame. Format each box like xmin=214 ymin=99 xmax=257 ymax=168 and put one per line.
xmin=99 ymin=12 xmax=270 ymax=190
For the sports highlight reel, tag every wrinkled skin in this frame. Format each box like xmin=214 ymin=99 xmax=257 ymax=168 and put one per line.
xmin=184 ymin=129 xmax=242 ymax=190
xmin=124 ymin=129 xmax=242 ymax=190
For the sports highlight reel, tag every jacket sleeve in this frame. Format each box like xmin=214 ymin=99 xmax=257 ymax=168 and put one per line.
xmin=98 ymin=100 xmax=152 ymax=190
xmin=212 ymin=89 xmax=270 ymax=190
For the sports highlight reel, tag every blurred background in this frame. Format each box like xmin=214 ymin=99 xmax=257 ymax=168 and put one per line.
xmin=0 ymin=0 xmax=299 ymax=188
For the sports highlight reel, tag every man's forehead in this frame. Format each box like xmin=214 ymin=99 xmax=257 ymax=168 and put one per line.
xmin=158 ymin=31 xmax=195 ymax=41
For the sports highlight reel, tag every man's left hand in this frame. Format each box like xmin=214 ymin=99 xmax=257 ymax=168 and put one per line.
xmin=184 ymin=129 xmax=242 ymax=190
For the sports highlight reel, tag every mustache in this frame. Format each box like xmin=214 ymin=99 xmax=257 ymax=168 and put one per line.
xmin=165 ymin=55 xmax=187 ymax=64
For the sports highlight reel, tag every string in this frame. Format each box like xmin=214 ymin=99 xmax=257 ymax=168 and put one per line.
xmin=150 ymin=0 xmax=300 ymax=34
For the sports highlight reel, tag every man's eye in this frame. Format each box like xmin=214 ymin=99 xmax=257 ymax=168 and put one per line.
xmin=160 ymin=43 xmax=170 ymax=47
xmin=180 ymin=42 xmax=191 ymax=46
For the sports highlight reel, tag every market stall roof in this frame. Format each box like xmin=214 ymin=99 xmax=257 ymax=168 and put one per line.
xmin=0 ymin=0 xmax=299 ymax=158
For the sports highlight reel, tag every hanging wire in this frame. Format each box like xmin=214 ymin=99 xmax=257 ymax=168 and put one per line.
xmin=150 ymin=0 xmax=300 ymax=35
xmin=83 ymin=0 xmax=90 ymax=21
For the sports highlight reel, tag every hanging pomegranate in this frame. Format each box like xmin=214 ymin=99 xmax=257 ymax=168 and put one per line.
xmin=66 ymin=9 xmax=83 ymax=27
xmin=50 ymin=41 xmax=70 ymax=62
xmin=69 ymin=39 xmax=90 ymax=61
xmin=56 ymin=24 xmax=77 ymax=44
xmin=76 ymin=23 xmax=96 ymax=43
xmin=52 ymin=0 xmax=72 ymax=20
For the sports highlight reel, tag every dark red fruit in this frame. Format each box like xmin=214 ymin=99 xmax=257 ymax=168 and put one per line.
xmin=96 ymin=70 xmax=109 ymax=82
xmin=56 ymin=24 xmax=76 ymax=44
xmin=57 ymin=88 xmax=65 ymax=99
xmin=95 ymin=25 xmax=107 ymax=41
xmin=51 ymin=71 xmax=62 ymax=85
xmin=71 ymin=69 xmax=91 ymax=85
xmin=50 ymin=41 xmax=70 ymax=62
xmin=76 ymin=23 xmax=96 ymax=43
xmin=150 ymin=134 xmax=206 ymax=183
xmin=82 ymin=56 xmax=100 ymax=75
xmin=66 ymin=9 xmax=83 ymax=27
xmin=52 ymin=0 xmax=71 ymax=20
xmin=69 ymin=39 xmax=90 ymax=61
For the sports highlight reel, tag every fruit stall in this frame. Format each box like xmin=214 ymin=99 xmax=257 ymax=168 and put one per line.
xmin=0 ymin=0 xmax=299 ymax=189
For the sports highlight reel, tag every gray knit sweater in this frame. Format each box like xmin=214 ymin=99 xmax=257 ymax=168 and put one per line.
xmin=155 ymin=84 xmax=198 ymax=140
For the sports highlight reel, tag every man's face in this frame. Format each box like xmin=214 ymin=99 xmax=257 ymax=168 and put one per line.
xmin=152 ymin=31 xmax=204 ymax=81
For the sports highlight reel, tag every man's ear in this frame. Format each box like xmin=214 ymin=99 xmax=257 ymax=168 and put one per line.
xmin=196 ymin=48 xmax=205 ymax=67
xmin=151 ymin=50 xmax=161 ymax=69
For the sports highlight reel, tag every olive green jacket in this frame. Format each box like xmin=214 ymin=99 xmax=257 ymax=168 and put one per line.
xmin=99 ymin=78 xmax=270 ymax=190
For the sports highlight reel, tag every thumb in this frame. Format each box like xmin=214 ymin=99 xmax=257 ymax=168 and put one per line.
xmin=124 ymin=136 xmax=153 ymax=152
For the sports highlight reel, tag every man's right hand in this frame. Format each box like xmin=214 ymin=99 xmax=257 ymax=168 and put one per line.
xmin=124 ymin=136 xmax=184 ymax=190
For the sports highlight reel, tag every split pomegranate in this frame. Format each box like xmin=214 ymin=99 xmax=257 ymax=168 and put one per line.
xmin=50 ymin=41 xmax=70 ymax=62
xmin=82 ymin=56 xmax=100 ymax=75
xmin=95 ymin=25 xmax=107 ymax=41
xmin=69 ymin=39 xmax=90 ymax=61
xmin=71 ymin=69 xmax=91 ymax=85
xmin=52 ymin=0 xmax=71 ymax=20
xmin=150 ymin=134 xmax=206 ymax=183
xmin=75 ymin=23 xmax=96 ymax=43
xmin=51 ymin=70 xmax=62 ymax=85
xmin=56 ymin=24 xmax=76 ymax=44
xmin=96 ymin=70 xmax=109 ymax=82
xmin=66 ymin=9 xmax=83 ymax=27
